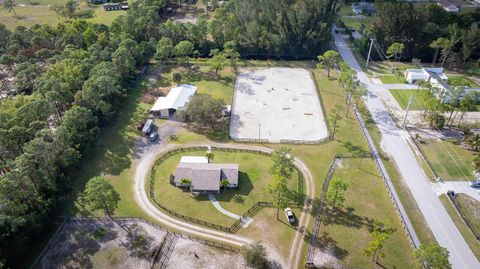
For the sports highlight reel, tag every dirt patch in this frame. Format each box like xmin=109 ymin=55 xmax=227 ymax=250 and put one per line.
xmin=141 ymin=86 xmax=170 ymax=104
xmin=38 ymin=219 xmax=248 ymax=269
xmin=166 ymin=239 xmax=246 ymax=269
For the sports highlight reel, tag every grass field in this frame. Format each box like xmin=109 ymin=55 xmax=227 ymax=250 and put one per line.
xmin=447 ymin=76 xmax=478 ymax=88
xmin=389 ymin=89 xmax=425 ymax=110
xmin=418 ymin=139 xmax=475 ymax=181
xmin=341 ymin=16 xmax=375 ymax=32
xmin=318 ymin=158 xmax=417 ymax=268
xmin=379 ymin=75 xmax=407 ymax=84
xmin=367 ymin=61 xmax=416 ymax=75
xmin=50 ymin=62 xmax=418 ymax=268
xmin=439 ymin=194 xmax=480 ymax=260
xmin=0 ymin=4 xmax=126 ymax=29
xmin=152 ymin=149 xmax=301 ymax=226
xmin=457 ymin=194 xmax=480 ymax=236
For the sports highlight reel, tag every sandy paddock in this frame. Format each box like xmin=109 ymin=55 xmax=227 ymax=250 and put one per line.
xmin=230 ymin=68 xmax=328 ymax=143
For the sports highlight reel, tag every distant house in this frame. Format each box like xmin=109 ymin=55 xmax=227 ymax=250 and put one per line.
xmin=173 ymin=156 xmax=239 ymax=194
xmin=405 ymin=68 xmax=480 ymax=102
xmin=150 ymin=84 xmax=197 ymax=118
xmin=89 ymin=0 xmax=108 ymax=4
xmin=351 ymin=2 xmax=375 ymax=16
xmin=437 ymin=0 xmax=459 ymax=12
xmin=103 ymin=3 xmax=129 ymax=11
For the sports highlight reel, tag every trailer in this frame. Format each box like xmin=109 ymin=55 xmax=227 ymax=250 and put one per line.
xmin=142 ymin=119 xmax=154 ymax=135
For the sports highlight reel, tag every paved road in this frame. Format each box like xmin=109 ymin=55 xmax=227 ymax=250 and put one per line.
xmin=433 ymin=181 xmax=480 ymax=202
xmin=334 ymin=31 xmax=480 ymax=268
xmin=132 ymin=122 xmax=315 ymax=268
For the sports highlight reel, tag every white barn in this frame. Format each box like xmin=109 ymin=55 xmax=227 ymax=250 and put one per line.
xmin=150 ymin=84 xmax=197 ymax=118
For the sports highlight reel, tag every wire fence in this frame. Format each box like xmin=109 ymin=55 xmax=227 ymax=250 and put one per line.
xmin=305 ymin=157 xmax=340 ymax=267
xmin=148 ymin=145 xmax=304 ymax=234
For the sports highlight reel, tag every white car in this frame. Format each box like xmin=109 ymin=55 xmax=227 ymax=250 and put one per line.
xmin=284 ymin=208 xmax=295 ymax=224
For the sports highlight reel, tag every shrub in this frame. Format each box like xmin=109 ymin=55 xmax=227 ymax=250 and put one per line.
xmin=427 ymin=112 xmax=445 ymax=130
xmin=76 ymin=10 xmax=95 ymax=19
xmin=241 ymin=242 xmax=269 ymax=269
xmin=172 ymin=72 xmax=182 ymax=83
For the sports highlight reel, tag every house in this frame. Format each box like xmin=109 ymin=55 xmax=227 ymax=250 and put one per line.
xmin=150 ymin=84 xmax=197 ymax=118
xmin=405 ymin=67 xmax=480 ymax=102
xmin=351 ymin=2 xmax=375 ymax=16
xmin=173 ymin=156 xmax=239 ymax=194
xmin=405 ymin=68 xmax=448 ymax=84
xmin=89 ymin=0 xmax=108 ymax=4
xmin=103 ymin=3 xmax=129 ymax=11
xmin=437 ymin=0 xmax=459 ymax=12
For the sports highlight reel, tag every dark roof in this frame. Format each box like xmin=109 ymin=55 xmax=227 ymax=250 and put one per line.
xmin=175 ymin=163 xmax=239 ymax=191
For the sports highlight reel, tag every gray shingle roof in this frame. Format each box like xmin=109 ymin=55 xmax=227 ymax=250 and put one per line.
xmin=174 ymin=162 xmax=239 ymax=191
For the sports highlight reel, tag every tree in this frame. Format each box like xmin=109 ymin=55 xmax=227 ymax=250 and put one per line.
xmin=457 ymin=92 xmax=478 ymax=125
xmin=3 ymin=0 xmax=17 ymax=17
xmin=270 ymin=147 xmax=294 ymax=180
xmin=179 ymin=178 xmax=191 ymax=188
xmin=205 ymin=151 xmax=214 ymax=162
xmin=386 ymin=42 xmax=405 ymax=66
xmin=241 ymin=242 xmax=268 ymax=269
xmin=324 ymin=178 xmax=349 ymax=209
xmin=473 ymin=154 xmax=480 ymax=173
xmin=209 ymin=49 xmax=227 ymax=76
xmin=329 ymin=104 xmax=343 ymax=139
xmin=223 ymin=41 xmax=240 ymax=71
xmin=62 ymin=0 xmax=78 ymax=20
xmin=83 ymin=176 xmax=120 ymax=219
xmin=415 ymin=243 xmax=451 ymax=269
xmin=184 ymin=94 xmax=225 ymax=130
xmin=112 ymin=46 xmax=136 ymax=79
xmin=411 ymin=58 xmax=421 ymax=67
xmin=317 ymin=50 xmax=340 ymax=77
xmin=154 ymin=37 xmax=174 ymax=62
xmin=426 ymin=112 xmax=445 ymax=130
xmin=364 ymin=220 xmax=396 ymax=264
xmin=430 ymin=38 xmax=447 ymax=67
xmin=466 ymin=134 xmax=480 ymax=152
xmin=267 ymin=174 xmax=289 ymax=217
xmin=462 ymin=24 xmax=480 ymax=63
xmin=433 ymin=24 xmax=463 ymax=68
xmin=174 ymin=40 xmax=194 ymax=64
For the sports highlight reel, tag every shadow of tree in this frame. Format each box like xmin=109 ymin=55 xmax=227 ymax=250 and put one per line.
xmin=122 ymin=223 xmax=154 ymax=259
xmin=317 ymin=232 xmax=349 ymax=260
xmin=322 ymin=206 xmax=375 ymax=229
xmin=215 ymin=172 xmax=254 ymax=202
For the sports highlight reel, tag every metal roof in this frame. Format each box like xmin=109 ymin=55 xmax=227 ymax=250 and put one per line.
xmin=150 ymin=84 xmax=197 ymax=112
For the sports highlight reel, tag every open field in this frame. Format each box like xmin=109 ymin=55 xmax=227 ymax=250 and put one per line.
xmin=417 ymin=139 xmax=476 ymax=181
xmin=439 ymin=194 xmax=480 ymax=260
xmin=0 ymin=3 xmax=126 ymax=29
xmin=315 ymin=158 xmax=417 ymax=269
xmin=388 ymin=89 xmax=424 ymax=110
xmin=152 ymin=149 xmax=301 ymax=226
xmin=230 ymin=67 xmax=328 ymax=143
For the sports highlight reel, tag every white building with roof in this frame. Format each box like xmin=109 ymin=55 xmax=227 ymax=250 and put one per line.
xmin=150 ymin=84 xmax=197 ymax=118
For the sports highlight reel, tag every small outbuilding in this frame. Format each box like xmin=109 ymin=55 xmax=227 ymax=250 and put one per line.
xmin=437 ymin=0 xmax=459 ymax=12
xmin=150 ymin=84 xmax=197 ymax=118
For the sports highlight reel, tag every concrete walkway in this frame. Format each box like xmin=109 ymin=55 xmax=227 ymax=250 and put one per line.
xmin=433 ymin=181 xmax=480 ymax=202
xmin=334 ymin=29 xmax=480 ymax=269
xmin=208 ymin=194 xmax=253 ymax=227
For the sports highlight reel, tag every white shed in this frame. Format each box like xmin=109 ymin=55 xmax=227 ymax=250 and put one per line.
xmin=150 ymin=84 xmax=197 ymax=118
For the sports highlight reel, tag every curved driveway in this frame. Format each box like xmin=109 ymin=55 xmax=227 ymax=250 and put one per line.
xmin=132 ymin=124 xmax=314 ymax=268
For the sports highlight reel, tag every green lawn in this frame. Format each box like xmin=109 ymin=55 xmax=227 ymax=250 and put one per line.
xmin=447 ymin=76 xmax=478 ymax=88
xmin=379 ymin=75 xmax=407 ymax=84
xmin=341 ymin=16 xmax=375 ymax=32
xmin=155 ymin=65 xmax=235 ymax=105
xmin=418 ymin=139 xmax=476 ymax=181
xmin=319 ymin=158 xmax=417 ymax=268
xmin=0 ymin=4 xmax=125 ymax=29
xmin=389 ymin=89 xmax=425 ymax=110
xmin=152 ymin=150 xmax=301 ymax=227
xmin=439 ymin=194 xmax=480 ymax=260
xmin=456 ymin=194 xmax=480 ymax=236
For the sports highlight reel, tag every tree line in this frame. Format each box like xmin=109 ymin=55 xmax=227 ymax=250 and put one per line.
xmin=354 ymin=1 xmax=480 ymax=69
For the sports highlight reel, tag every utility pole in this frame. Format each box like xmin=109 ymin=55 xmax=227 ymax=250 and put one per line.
xmin=365 ymin=38 xmax=374 ymax=68
xmin=402 ymin=95 xmax=414 ymax=128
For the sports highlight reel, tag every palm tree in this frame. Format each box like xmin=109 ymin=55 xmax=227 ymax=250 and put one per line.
xmin=205 ymin=151 xmax=214 ymax=162
xmin=466 ymin=134 xmax=480 ymax=152
xmin=4 ymin=0 xmax=17 ymax=17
